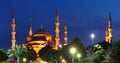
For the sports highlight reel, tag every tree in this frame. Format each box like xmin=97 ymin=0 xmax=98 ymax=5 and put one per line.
xmin=70 ymin=36 xmax=86 ymax=58
xmin=68 ymin=36 xmax=86 ymax=63
xmin=92 ymin=44 xmax=106 ymax=63
xmin=14 ymin=44 xmax=27 ymax=63
xmin=0 ymin=49 xmax=8 ymax=62
xmin=97 ymin=41 xmax=110 ymax=50
xmin=7 ymin=49 xmax=13 ymax=58
xmin=110 ymin=40 xmax=120 ymax=63
xmin=27 ymin=49 xmax=37 ymax=61
xmin=60 ymin=45 xmax=71 ymax=63
xmin=7 ymin=49 xmax=16 ymax=63
xmin=38 ymin=45 xmax=60 ymax=62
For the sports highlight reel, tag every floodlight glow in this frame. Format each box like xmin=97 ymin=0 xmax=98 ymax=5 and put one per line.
xmin=77 ymin=53 xmax=81 ymax=58
xmin=70 ymin=47 xmax=76 ymax=54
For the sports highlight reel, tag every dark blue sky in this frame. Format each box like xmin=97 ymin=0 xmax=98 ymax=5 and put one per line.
xmin=0 ymin=0 xmax=120 ymax=49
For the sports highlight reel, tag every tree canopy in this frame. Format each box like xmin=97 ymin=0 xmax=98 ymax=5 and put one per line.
xmin=27 ymin=49 xmax=37 ymax=61
xmin=0 ymin=49 xmax=8 ymax=62
xmin=70 ymin=36 xmax=86 ymax=58
xmin=110 ymin=40 xmax=120 ymax=63
xmin=60 ymin=36 xmax=87 ymax=63
xmin=92 ymin=44 xmax=106 ymax=63
xmin=60 ymin=45 xmax=71 ymax=63
xmin=38 ymin=45 xmax=60 ymax=62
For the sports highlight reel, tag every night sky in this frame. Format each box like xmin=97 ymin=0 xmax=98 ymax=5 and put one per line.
xmin=0 ymin=0 xmax=120 ymax=49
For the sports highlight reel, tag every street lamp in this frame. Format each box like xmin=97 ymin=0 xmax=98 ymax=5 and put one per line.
xmin=77 ymin=53 xmax=81 ymax=63
xmin=90 ymin=33 xmax=95 ymax=45
xmin=22 ymin=58 xmax=27 ymax=63
xmin=70 ymin=47 xmax=76 ymax=63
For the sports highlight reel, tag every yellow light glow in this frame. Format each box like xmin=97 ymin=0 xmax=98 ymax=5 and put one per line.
xmin=70 ymin=47 xmax=76 ymax=54
xmin=23 ymin=58 xmax=27 ymax=62
xmin=77 ymin=53 xmax=81 ymax=58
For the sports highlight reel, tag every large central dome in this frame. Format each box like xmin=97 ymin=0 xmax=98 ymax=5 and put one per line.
xmin=34 ymin=28 xmax=51 ymax=35
xmin=32 ymin=28 xmax=52 ymax=42
xmin=34 ymin=28 xmax=50 ymax=35
xmin=24 ymin=28 xmax=54 ymax=61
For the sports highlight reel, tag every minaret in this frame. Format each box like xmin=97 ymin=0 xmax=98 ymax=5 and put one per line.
xmin=26 ymin=21 xmax=32 ymax=42
xmin=64 ymin=19 xmax=68 ymax=46
xmin=105 ymin=12 xmax=112 ymax=44
xmin=55 ymin=8 xmax=60 ymax=50
xmin=11 ymin=10 xmax=16 ymax=51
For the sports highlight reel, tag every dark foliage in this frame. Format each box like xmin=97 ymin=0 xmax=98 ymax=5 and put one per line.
xmin=38 ymin=45 xmax=60 ymax=62
xmin=92 ymin=44 xmax=106 ymax=63
xmin=60 ymin=45 xmax=71 ymax=63
xmin=97 ymin=41 xmax=110 ymax=50
xmin=110 ymin=40 xmax=120 ymax=63
xmin=27 ymin=49 xmax=37 ymax=61
xmin=70 ymin=36 xmax=86 ymax=58
xmin=0 ymin=50 xmax=8 ymax=61
xmin=60 ymin=36 xmax=86 ymax=63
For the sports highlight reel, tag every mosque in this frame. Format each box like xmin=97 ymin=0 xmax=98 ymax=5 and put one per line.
xmin=10 ymin=7 xmax=112 ymax=61
xmin=11 ymin=8 xmax=68 ymax=61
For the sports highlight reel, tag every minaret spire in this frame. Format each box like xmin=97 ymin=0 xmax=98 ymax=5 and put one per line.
xmin=108 ymin=12 xmax=111 ymax=28
xmin=64 ymin=18 xmax=68 ymax=46
xmin=56 ymin=7 xmax=58 ymax=17
xmin=105 ymin=12 xmax=112 ymax=44
xmin=11 ymin=9 xmax=16 ymax=51
xmin=55 ymin=8 xmax=60 ymax=50
xmin=26 ymin=20 xmax=33 ymax=42
xmin=29 ymin=21 xmax=33 ymax=36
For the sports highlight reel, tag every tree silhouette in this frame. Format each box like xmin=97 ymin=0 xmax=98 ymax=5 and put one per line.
xmin=38 ymin=45 xmax=60 ymax=62
xmin=0 ymin=49 xmax=8 ymax=62
xmin=110 ymin=40 xmax=120 ymax=63
xmin=60 ymin=45 xmax=71 ymax=63
xmin=27 ymin=49 xmax=37 ymax=61
xmin=70 ymin=36 xmax=86 ymax=58
xmin=14 ymin=44 xmax=27 ymax=63
xmin=92 ymin=44 xmax=106 ymax=63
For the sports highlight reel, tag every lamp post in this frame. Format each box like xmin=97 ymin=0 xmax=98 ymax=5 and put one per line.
xmin=77 ymin=53 xmax=81 ymax=63
xmin=70 ymin=47 xmax=76 ymax=63
xmin=90 ymin=33 xmax=95 ymax=46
